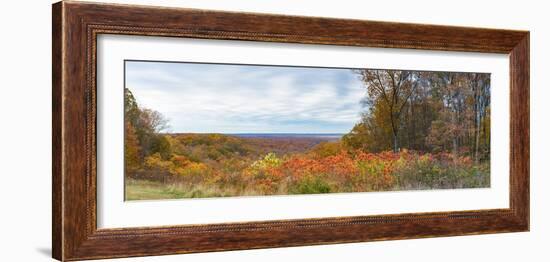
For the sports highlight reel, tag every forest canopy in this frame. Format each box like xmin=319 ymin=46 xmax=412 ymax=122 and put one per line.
xmin=343 ymin=70 xmax=490 ymax=162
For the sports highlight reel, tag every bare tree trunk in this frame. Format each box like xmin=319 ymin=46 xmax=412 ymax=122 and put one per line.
xmin=409 ymin=98 xmax=415 ymax=149
xmin=475 ymin=117 xmax=481 ymax=164
xmin=390 ymin=121 xmax=399 ymax=153
xmin=390 ymin=111 xmax=399 ymax=153
xmin=452 ymin=109 xmax=459 ymax=155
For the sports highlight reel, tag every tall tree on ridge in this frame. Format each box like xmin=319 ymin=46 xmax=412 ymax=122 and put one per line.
xmin=355 ymin=69 xmax=419 ymax=152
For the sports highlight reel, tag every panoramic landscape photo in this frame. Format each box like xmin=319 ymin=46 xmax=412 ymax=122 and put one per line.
xmin=124 ymin=60 xmax=491 ymax=200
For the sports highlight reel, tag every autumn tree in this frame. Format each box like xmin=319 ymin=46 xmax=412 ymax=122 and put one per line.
xmin=124 ymin=87 xmax=172 ymax=172
xmin=467 ymin=73 xmax=491 ymax=162
xmin=124 ymin=121 xmax=141 ymax=171
xmin=344 ymin=70 xmax=490 ymax=159
xmin=343 ymin=102 xmax=393 ymax=152
xmin=349 ymin=69 xmax=419 ymax=152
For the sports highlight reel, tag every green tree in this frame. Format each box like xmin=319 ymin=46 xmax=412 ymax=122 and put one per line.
xmin=150 ymin=135 xmax=172 ymax=160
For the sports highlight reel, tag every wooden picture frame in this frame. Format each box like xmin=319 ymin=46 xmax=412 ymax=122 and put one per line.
xmin=52 ymin=1 xmax=529 ymax=261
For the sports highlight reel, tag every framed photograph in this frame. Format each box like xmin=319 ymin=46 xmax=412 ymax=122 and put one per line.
xmin=52 ymin=1 xmax=529 ymax=261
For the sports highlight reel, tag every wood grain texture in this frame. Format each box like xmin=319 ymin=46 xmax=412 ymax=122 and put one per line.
xmin=509 ymin=35 xmax=530 ymax=227
xmin=52 ymin=2 xmax=63 ymax=260
xmin=52 ymin=1 xmax=530 ymax=261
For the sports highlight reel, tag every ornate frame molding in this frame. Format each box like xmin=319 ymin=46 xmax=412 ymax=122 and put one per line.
xmin=53 ymin=1 xmax=529 ymax=261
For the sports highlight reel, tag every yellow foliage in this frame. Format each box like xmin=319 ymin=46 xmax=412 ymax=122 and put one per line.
xmin=144 ymin=153 xmax=173 ymax=171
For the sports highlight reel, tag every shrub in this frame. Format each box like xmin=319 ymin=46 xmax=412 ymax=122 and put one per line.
xmin=144 ymin=153 xmax=173 ymax=172
xmin=309 ymin=141 xmax=344 ymax=158
xmin=289 ymin=176 xmax=332 ymax=194
xmin=247 ymin=153 xmax=282 ymax=176
xmin=132 ymin=140 xmax=490 ymax=198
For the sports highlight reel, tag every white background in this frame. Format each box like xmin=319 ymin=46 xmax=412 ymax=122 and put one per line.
xmin=98 ymin=35 xmax=509 ymax=228
xmin=0 ymin=0 xmax=546 ymax=261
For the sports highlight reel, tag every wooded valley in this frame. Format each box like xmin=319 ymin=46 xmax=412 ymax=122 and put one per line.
xmin=124 ymin=69 xmax=491 ymax=200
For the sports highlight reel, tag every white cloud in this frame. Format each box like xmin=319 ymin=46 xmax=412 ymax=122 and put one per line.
xmin=126 ymin=61 xmax=366 ymax=133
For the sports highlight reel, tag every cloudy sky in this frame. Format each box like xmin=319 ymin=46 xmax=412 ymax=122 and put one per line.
xmin=125 ymin=61 xmax=366 ymax=134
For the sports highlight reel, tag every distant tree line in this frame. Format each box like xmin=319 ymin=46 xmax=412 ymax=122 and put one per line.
xmin=342 ymin=70 xmax=491 ymax=162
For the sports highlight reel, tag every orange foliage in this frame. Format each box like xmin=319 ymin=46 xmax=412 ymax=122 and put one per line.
xmin=130 ymin=133 xmax=489 ymax=197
